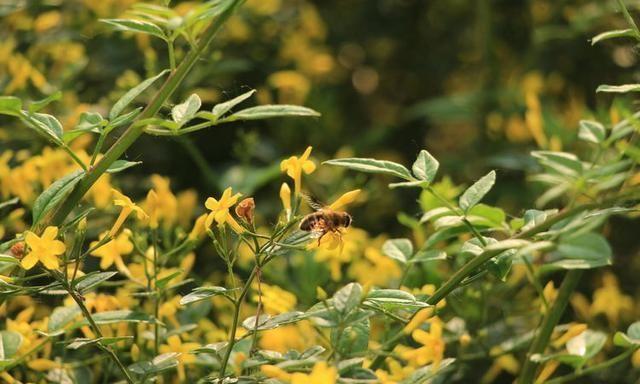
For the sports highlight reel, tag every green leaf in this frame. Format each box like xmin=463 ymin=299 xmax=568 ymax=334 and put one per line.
xmin=591 ymin=29 xmax=636 ymax=45
xmin=459 ymin=170 xmax=496 ymax=213
xmin=48 ymin=306 xmax=82 ymax=333
xmin=63 ymin=112 xmax=104 ymax=143
xmin=596 ymin=84 xmax=640 ymax=93
xmin=180 ymin=286 xmax=232 ymax=305
xmin=109 ymin=70 xmax=169 ymax=120
xmin=0 ymin=96 xmax=22 ymax=117
xmin=102 ymin=19 xmax=167 ymax=40
xmin=67 ymin=336 xmax=133 ymax=350
xmin=613 ymin=321 xmax=640 ymax=347
xmin=412 ymin=150 xmax=439 ymax=183
xmin=0 ymin=254 xmax=19 ymax=265
xmin=335 ymin=319 xmax=369 ymax=357
xmin=0 ymin=331 xmax=22 ymax=360
xmin=532 ymin=151 xmax=583 ymax=176
xmin=364 ymin=289 xmax=428 ymax=310
xmin=129 ymin=352 xmax=179 ymax=376
xmin=30 ymin=112 xmax=64 ymax=143
xmin=400 ymin=358 xmax=455 ymax=383
xmin=89 ymin=310 xmax=156 ymax=325
xmin=106 ymin=160 xmax=142 ymax=174
xmin=0 ymin=197 xmax=19 ymax=210
xmin=578 ymin=120 xmax=606 ymax=143
xmin=32 ymin=170 xmax=84 ymax=226
xmin=171 ymin=93 xmax=201 ymax=127
xmin=552 ymin=232 xmax=612 ymax=269
xmin=73 ymin=271 xmax=118 ymax=294
xmin=225 ymin=104 xmax=320 ymax=121
xmin=410 ymin=249 xmax=447 ymax=263
xmin=242 ymin=311 xmax=305 ymax=331
xmin=382 ymin=238 xmax=413 ymax=264
xmin=324 ymin=158 xmax=413 ymax=180
xmin=333 ymin=283 xmax=362 ymax=314
xmin=29 ymin=91 xmax=62 ymax=113
xmin=565 ymin=330 xmax=606 ymax=365
xmin=211 ymin=89 xmax=256 ymax=118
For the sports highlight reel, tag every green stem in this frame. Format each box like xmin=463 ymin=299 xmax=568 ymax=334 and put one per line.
xmin=517 ymin=270 xmax=583 ymax=384
xmin=45 ymin=0 xmax=244 ymax=230
xmin=66 ymin=282 xmax=135 ymax=384
xmin=167 ymin=41 xmax=176 ymax=70
xmin=544 ymin=347 xmax=637 ymax=384
xmin=90 ymin=133 xmax=107 ymax=166
xmin=219 ymin=266 xmax=258 ymax=378
xmin=616 ymin=0 xmax=640 ymax=39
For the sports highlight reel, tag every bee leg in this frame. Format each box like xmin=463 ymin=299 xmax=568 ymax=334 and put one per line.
xmin=317 ymin=231 xmax=327 ymax=246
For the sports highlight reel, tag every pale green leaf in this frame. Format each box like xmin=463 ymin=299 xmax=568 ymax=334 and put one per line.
xmin=596 ymin=84 xmax=640 ymax=93
xmin=591 ymin=29 xmax=636 ymax=45
xmin=225 ymin=104 xmax=320 ymax=121
xmin=32 ymin=170 xmax=84 ymax=226
xmin=578 ymin=120 xmax=606 ymax=143
xmin=102 ymin=19 xmax=167 ymax=40
xmin=382 ymin=238 xmax=413 ymax=264
xmin=171 ymin=93 xmax=201 ymax=127
xmin=459 ymin=170 xmax=496 ymax=212
xmin=412 ymin=149 xmax=439 ymax=183
xmin=109 ymin=70 xmax=169 ymax=120
xmin=324 ymin=158 xmax=413 ymax=180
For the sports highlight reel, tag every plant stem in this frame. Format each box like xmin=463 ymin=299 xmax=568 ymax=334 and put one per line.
xmin=544 ymin=347 xmax=637 ymax=384
xmin=219 ymin=265 xmax=258 ymax=378
xmin=616 ymin=0 xmax=640 ymax=39
xmin=152 ymin=229 xmax=160 ymax=356
xmin=518 ymin=270 xmax=583 ymax=384
xmin=45 ymin=0 xmax=244 ymax=230
xmin=66 ymin=282 xmax=135 ymax=384
xmin=167 ymin=41 xmax=176 ymax=70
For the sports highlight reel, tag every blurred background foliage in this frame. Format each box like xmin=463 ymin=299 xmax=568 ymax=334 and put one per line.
xmin=2 ymin=0 xmax=640 ymax=356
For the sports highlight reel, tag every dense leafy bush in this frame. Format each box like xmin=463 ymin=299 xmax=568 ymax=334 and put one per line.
xmin=1 ymin=0 xmax=640 ymax=383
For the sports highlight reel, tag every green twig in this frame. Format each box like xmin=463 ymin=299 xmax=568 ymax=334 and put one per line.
xmin=219 ymin=265 xmax=258 ymax=378
xmin=544 ymin=347 xmax=637 ymax=384
xmin=517 ymin=270 xmax=583 ymax=384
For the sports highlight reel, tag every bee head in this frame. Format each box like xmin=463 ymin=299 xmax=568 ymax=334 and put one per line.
xmin=343 ymin=213 xmax=352 ymax=227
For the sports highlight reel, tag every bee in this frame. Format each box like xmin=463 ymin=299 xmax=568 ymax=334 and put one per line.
xmin=299 ymin=194 xmax=353 ymax=244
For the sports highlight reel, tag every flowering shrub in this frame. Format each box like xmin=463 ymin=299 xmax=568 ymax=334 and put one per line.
xmin=1 ymin=1 xmax=640 ymax=384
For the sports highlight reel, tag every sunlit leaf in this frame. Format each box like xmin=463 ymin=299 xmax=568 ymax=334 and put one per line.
xmin=324 ymin=158 xmax=413 ymax=180
xmin=459 ymin=170 xmax=496 ymax=213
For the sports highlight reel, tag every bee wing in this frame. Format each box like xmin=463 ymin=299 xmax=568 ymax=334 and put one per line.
xmin=309 ymin=229 xmax=324 ymax=238
xmin=302 ymin=193 xmax=325 ymax=211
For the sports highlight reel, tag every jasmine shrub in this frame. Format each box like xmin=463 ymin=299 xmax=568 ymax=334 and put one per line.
xmin=1 ymin=1 xmax=640 ymax=384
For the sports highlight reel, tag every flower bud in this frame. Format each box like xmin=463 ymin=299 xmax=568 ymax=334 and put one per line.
xmin=235 ymin=197 xmax=255 ymax=224
xmin=10 ymin=242 xmax=24 ymax=259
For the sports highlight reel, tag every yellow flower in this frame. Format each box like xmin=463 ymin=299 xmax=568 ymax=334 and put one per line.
xmin=109 ymin=189 xmax=148 ymax=236
xmin=188 ymin=213 xmax=208 ymax=241
xmin=145 ymin=175 xmax=178 ymax=228
xmin=400 ymin=317 xmax=445 ymax=370
xmin=281 ymin=146 xmax=315 ymax=196
xmin=21 ymin=226 xmax=66 ymax=270
xmin=262 ymin=361 xmax=337 ymax=384
xmin=205 ymin=187 xmax=244 ymax=233
xmin=291 ymin=362 xmax=337 ymax=384
xmin=327 ymin=189 xmax=361 ymax=210
xmin=160 ymin=335 xmax=200 ymax=381
xmin=90 ymin=230 xmax=133 ymax=271
xmin=480 ymin=354 xmax=520 ymax=384
xmin=257 ymin=284 xmax=297 ymax=315
xmin=590 ymin=272 xmax=633 ymax=325
xmin=375 ymin=358 xmax=414 ymax=384
xmin=280 ymin=182 xmax=292 ymax=218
